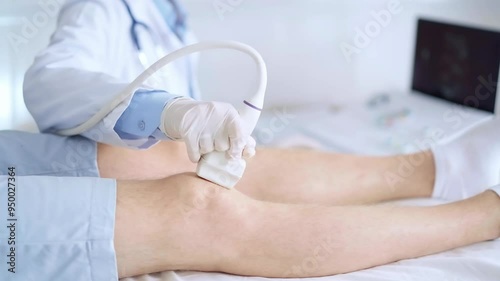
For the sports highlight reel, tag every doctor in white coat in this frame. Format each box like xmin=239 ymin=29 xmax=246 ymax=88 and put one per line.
xmin=24 ymin=0 xmax=255 ymax=162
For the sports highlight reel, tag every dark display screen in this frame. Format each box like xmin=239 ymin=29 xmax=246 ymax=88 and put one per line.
xmin=412 ymin=19 xmax=500 ymax=113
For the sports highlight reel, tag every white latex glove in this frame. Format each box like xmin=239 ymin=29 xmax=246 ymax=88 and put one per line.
xmin=160 ymin=98 xmax=256 ymax=163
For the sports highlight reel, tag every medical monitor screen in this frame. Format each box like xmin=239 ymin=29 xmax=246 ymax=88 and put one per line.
xmin=411 ymin=19 xmax=500 ymax=113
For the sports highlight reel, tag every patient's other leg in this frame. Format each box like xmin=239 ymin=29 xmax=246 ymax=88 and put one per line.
xmin=98 ymin=141 xmax=195 ymax=180
xmin=114 ymin=173 xmax=500 ymax=278
xmin=99 ymin=142 xmax=435 ymax=205
xmin=239 ymin=149 xmax=435 ymax=205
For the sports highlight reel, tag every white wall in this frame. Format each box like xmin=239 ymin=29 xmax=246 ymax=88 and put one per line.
xmin=0 ymin=0 xmax=57 ymax=130
xmin=1 ymin=0 xmax=499 ymax=130
xmin=184 ymin=0 xmax=500 ymax=106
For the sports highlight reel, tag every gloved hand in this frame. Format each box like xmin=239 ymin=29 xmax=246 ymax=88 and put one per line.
xmin=160 ymin=98 xmax=256 ymax=163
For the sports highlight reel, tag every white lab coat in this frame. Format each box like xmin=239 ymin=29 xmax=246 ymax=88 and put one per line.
xmin=24 ymin=0 xmax=199 ymax=147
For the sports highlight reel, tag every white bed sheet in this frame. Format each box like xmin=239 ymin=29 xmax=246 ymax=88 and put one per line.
xmin=123 ymin=238 xmax=500 ymax=281
xmin=122 ymin=107 xmax=500 ymax=281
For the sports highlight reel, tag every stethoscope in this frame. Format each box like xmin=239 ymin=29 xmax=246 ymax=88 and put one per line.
xmin=120 ymin=0 xmax=196 ymax=98
xmin=120 ymin=0 xmax=168 ymax=68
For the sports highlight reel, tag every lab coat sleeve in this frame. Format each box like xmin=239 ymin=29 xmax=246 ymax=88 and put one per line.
xmin=23 ymin=0 xmax=172 ymax=148
xmin=114 ymin=89 xmax=181 ymax=149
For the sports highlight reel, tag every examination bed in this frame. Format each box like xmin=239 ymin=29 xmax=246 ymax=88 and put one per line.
xmin=122 ymin=105 xmax=500 ymax=281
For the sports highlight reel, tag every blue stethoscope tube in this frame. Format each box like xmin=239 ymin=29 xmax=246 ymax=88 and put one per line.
xmin=121 ymin=0 xmax=195 ymax=97
xmin=121 ymin=0 xmax=150 ymax=52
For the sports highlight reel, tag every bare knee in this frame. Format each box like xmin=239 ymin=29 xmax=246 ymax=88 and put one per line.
xmin=171 ymin=173 xmax=253 ymax=218
xmin=115 ymin=173 xmax=255 ymax=277
xmin=159 ymin=173 xmax=256 ymax=271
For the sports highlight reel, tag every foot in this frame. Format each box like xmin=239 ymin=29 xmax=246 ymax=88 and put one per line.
xmin=431 ymin=116 xmax=500 ymax=201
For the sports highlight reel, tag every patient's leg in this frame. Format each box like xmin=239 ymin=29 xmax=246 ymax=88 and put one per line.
xmin=114 ymin=173 xmax=500 ymax=278
xmin=99 ymin=143 xmax=435 ymax=205
xmin=239 ymin=149 xmax=435 ymax=204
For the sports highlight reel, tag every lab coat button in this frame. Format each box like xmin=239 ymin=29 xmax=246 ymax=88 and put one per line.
xmin=138 ymin=120 xmax=146 ymax=131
